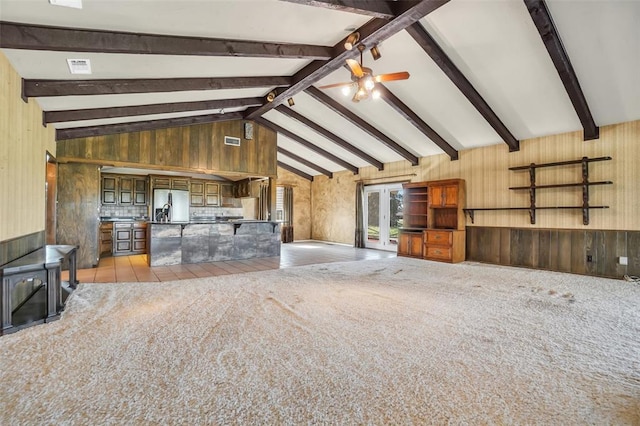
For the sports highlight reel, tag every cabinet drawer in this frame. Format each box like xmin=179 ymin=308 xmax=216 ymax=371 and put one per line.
xmin=425 ymin=246 xmax=452 ymax=260
xmin=425 ymin=230 xmax=452 ymax=245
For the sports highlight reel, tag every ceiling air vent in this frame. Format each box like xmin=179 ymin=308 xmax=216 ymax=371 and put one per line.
xmin=67 ymin=59 xmax=92 ymax=75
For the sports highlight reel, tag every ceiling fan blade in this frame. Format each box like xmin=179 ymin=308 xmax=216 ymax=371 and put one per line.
xmin=374 ymin=71 xmax=410 ymax=83
xmin=317 ymin=81 xmax=353 ymax=90
xmin=346 ymin=59 xmax=365 ymax=78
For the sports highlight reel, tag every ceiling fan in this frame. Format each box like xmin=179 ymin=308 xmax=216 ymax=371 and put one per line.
xmin=318 ymin=44 xmax=410 ymax=103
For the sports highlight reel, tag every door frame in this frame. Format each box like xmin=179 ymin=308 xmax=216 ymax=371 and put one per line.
xmin=363 ymin=183 xmax=403 ymax=251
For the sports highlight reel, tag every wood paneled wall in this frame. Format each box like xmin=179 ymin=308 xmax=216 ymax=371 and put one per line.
xmin=309 ymin=120 xmax=640 ymax=257
xmin=466 ymin=227 xmax=640 ymax=278
xmin=57 ymin=121 xmax=277 ymax=177
xmin=0 ymin=52 xmax=56 ymax=251
xmin=275 ymin=167 xmax=312 ymax=240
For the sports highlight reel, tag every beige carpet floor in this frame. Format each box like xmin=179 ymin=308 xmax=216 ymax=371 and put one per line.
xmin=1 ymin=257 xmax=639 ymax=425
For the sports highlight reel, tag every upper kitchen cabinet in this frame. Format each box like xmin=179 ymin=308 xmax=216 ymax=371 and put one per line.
xmin=101 ymin=173 xmax=148 ymax=206
xmin=191 ymin=180 xmax=220 ymax=207
xmin=56 ymin=120 xmax=277 ymax=178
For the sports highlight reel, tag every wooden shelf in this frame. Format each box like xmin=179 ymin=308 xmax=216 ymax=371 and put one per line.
xmin=465 ymin=156 xmax=612 ymax=225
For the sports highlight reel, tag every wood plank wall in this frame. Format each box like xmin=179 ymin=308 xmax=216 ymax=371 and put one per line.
xmin=56 ymin=121 xmax=277 ymax=177
xmin=0 ymin=52 xmax=56 ymax=247
xmin=466 ymin=227 xmax=640 ymax=278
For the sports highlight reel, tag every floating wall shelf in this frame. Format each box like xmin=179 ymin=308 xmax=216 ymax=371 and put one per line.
xmin=464 ymin=156 xmax=612 ymax=225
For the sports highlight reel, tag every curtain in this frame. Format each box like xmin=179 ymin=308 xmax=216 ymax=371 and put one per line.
xmin=354 ymin=182 xmax=365 ymax=248
xmin=257 ymin=182 xmax=269 ymax=221
xmin=281 ymin=186 xmax=294 ymax=243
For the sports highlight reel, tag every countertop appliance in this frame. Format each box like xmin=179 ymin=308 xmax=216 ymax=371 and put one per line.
xmin=153 ymin=189 xmax=189 ymax=223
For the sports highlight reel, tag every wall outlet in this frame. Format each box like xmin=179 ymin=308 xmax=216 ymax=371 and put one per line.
xmin=619 ymin=256 xmax=628 ymax=265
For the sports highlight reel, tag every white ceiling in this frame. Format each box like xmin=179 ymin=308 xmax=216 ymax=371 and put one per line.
xmin=1 ymin=0 xmax=638 ymax=178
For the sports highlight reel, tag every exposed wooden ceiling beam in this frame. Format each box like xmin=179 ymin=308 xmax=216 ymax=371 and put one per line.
xmin=377 ymin=84 xmax=459 ymax=160
xmin=277 ymin=161 xmax=314 ymax=181
xmin=275 ymin=105 xmax=384 ymax=170
xmin=523 ymin=0 xmax=599 ymax=140
xmin=304 ymin=86 xmax=419 ymax=166
xmin=405 ymin=23 xmax=520 ymax=152
xmin=56 ymin=112 xmax=243 ymax=140
xmin=0 ymin=21 xmax=332 ymax=59
xmin=278 ymin=147 xmax=333 ymax=178
xmin=246 ymin=0 xmax=450 ymax=119
xmin=279 ymin=1 xmax=397 ymax=19
xmin=255 ymin=117 xmax=359 ymax=174
xmin=23 ymin=76 xmax=291 ymax=98
xmin=44 ymin=97 xmax=263 ymax=124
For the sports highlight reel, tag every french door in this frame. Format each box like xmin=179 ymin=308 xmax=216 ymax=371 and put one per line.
xmin=364 ymin=183 xmax=403 ymax=251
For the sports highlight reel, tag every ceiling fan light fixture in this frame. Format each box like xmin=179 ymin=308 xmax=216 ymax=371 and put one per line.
xmin=344 ymin=32 xmax=360 ymax=51
xmin=372 ymin=89 xmax=381 ymax=100
xmin=370 ymin=45 xmax=381 ymax=61
xmin=364 ymin=77 xmax=375 ymax=91
xmin=341 ymin=85 xmax=352 ymax=97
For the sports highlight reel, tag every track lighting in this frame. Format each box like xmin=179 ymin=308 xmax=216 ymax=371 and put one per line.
xmin=266 ymin=91 xmax=276 ymax=102
xmin=370 ymin=45 xmax=381 ymax=61
xmin=344 ymin=32 xmax=360 ymax=51
xmin=287 ymin=97 xmax=295 ymax=107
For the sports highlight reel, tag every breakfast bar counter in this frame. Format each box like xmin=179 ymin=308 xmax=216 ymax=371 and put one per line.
xmin=147 ymin=221 xmax=280 ymax=266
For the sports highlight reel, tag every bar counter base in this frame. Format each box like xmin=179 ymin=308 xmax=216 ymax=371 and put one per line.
xmin=148 ymin=222 xmax=281 ymax=266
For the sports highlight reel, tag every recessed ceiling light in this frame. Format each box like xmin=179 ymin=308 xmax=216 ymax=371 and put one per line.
xmin=67 ymin=59 xmax=92 ymax=74
xmin=49 ymin=0 xmax=82 ymax=8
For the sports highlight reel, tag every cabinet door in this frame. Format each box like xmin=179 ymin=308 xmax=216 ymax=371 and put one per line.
xmin=132 ymin=228 xmax=147 ymax=253
xmin=172 ymin=178 xmax=189 ymax=191
xmin=152 ymin=177 xmax=171 ymax=189
xmin=409 ymin=233 xmax=424 ymax=257
xmin=190 ymin=181 xmax=204 ymax=206
xmin=442 ymin=185 xmax=459 ymax=207
xmin=133 ymin=178 xmax=148 ymax=205
xmin=397 ymin=233 xmax=410 ymax=256
xmin=119 ymin=177 xmax=134 ymax=205
xmin=429 ymin=185 xmax=444 ymax=207
xmin=204 ymin=183 xmax=220 ymax=206
xmin=101 ymin=176 xmax=117 ymax=205
xmin=220 ymin=183 xmax=235 ymax=207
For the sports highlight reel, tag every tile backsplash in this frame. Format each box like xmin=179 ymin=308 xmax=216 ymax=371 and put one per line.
xmin=101 ymin=205 xmax=149 ymax=218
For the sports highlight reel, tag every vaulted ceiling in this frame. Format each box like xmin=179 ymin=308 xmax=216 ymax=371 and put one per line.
xmin=1 ymin=0 xmax=638 ymax=180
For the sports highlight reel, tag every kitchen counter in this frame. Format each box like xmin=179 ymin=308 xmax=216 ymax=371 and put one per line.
xmin=147 ymin=221 xmax=280 ymax=266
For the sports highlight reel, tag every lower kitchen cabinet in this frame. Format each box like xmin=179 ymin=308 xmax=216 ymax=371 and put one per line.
xmin=113 ymin=222 xmax=147 ymax=256
xmin=99 ymin=223 xmax=113 ymax=257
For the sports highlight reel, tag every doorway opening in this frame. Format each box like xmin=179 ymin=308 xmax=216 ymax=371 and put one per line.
xmin=364 ymin=183 xmax=403 ymax=251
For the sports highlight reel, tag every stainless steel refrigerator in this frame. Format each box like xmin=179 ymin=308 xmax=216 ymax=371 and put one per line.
xmin=153 ymin=189 xmax=189 ymax=222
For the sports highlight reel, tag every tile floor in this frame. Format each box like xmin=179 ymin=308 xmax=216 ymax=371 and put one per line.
xmin=75 ymin=241 xmax=397 ymax=283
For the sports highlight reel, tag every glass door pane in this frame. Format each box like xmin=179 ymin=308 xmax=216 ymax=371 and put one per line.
xmin=366 ymin=191 xmax=380 ymax=247
xmin=389 ymin=188 xmax=403 ymax=247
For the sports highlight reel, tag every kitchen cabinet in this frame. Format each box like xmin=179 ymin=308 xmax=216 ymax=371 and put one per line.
xmin=398 ymin=231 xmax=423 ymax=258
xmin=113 ymin=222 xmax=147 ymax=256
xmin=234 ymin=178 xmax=252 ymax=198
xmin=101 ymin=174 xmax=148 ymax=206
xmin=99 ymin=222 xmax=113 ymax=257
xmin=190 ymin=180 xmax=220 ymax=207
xmin=220 ymin=183 xmax=240 ymax=207
xmin=152 ymin=175 xmax=190 ymax=191
xmin=204 ymin=182 xmax=220 ymax=206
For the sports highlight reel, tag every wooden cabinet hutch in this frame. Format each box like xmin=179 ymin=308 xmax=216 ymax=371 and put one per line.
xmin=398 ymin=179 xmax=466 ymax=263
